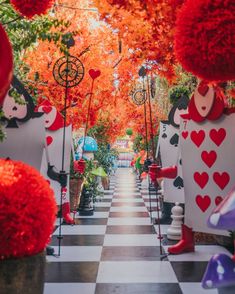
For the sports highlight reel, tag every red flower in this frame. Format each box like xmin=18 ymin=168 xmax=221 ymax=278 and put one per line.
xmin=10 ymin=0 xmax=55 ymax=19
xmin=0 ymin=159 xmax=56 ymax=259
xmin=175 ymin=0 xmax=235 ymax=81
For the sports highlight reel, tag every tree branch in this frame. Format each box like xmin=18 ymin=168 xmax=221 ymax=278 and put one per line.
xmin=2 ymin=16 xmax=22 ymax=26
xmin=113 ymin=57 xmax=123 ymax=69
xmin=55 ymin=4 xmax=98 ymax=12
xmin=78 ymin=46 xmax=90 ymax=58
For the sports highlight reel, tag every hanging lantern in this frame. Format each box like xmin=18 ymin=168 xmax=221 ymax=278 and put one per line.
xmin=0 ymin=24 xmax=13 ymax=106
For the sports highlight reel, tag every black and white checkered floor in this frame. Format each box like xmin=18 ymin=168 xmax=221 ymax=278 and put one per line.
xmin=44 ymin=168 xmax=232 ymax=294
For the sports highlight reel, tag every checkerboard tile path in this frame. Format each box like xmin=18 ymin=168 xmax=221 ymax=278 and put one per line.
xmin=44 ymin=168 xmax=233 ymax=294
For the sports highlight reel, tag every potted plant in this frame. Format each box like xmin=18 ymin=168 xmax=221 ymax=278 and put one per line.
xmin=0 ymin=159 xmax=56 ymax=294
xmin=91 ymin=166 xmax=107 ymax=195
xmin=69 ymin=155 xmax=85 ymax=212
xmin=94 ymin=143 xmax=118 ymax=189
xmin=78 ymin=160 xmax=100 ymax=215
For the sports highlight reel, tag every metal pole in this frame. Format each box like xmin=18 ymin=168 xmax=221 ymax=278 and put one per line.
xmin=142 ymin=78 xmax=149 ymax=158
xmin=57 ymin=51 xmax=70 ymax=257
xmin=146 ymin=72 xmax=167 ymax=259
xmin=81 ymin=81 xmax=95 ymax=159
xmin=142 ymin=76 xmax=154 ymax=223
xmin=52 ymin=37 xmax=84 ymax=257
xmin=146 ymin=75 xmax=155 ymax=162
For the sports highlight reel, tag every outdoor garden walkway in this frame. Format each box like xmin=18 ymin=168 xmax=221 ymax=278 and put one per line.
xmin=44 ymin=168 xmax=227 ymax=294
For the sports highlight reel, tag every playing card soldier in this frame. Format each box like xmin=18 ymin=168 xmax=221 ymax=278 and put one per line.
xmin=148 ymin=0 xmax=235 ymax=257
xmin=38 ymin=100 xmax=74 ymax=224
xmin=156 ymin=95 xmax=188 ymax=223
xmin=2 ymin=76 xmax=43 ymax=128
xmin=0 ymin=76 xmax=45 ymax=170
xmin=150 ymin=81 xmax=235 ymax=254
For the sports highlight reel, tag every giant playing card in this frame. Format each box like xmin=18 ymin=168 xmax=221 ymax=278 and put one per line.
xmin=0 ymin=116 xmax=45 ymax=170
xmin=158 ymin=122 xmax=185 ymax=203
xmin=180 ymin=114 xmax=235 ymax=235
xmin=0 ymin=77 xmax=45 ymax=170
xmin=40 ymin=125 xmax=72 ymax=204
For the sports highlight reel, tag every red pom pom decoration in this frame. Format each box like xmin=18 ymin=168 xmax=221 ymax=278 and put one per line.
xmin=175 ymin=0 xmax=235 ymax=81
xmin=0 ymin=159 xmax=56 ymax=259
xmin=10 ymin=0 xmax=55 ymax=19
xmin=0 ymin=24 xmax=13 ymax=105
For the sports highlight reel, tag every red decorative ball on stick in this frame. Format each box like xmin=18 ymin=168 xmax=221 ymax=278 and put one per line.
xmin=10 ymin=0 xmax=55 ymax=19
xmin=74 ymin=159 xmax=86 ymax=175
xmin=0 ymin=159 xmax=56 ymax=259
xmin=0 ymin=24 xmax=13 ymax=106
xmin=175 ymin=0 xmax=235 ymax=81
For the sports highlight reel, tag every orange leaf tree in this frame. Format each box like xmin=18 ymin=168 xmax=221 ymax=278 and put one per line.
xmin=23 ymin=0 xmax=166 ymax=143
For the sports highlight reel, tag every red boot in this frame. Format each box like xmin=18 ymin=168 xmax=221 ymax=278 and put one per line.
xmin=168 ymin=224 xmax=195 ymax=254
xmin=62 ymin=202 xmax=75 ymax=225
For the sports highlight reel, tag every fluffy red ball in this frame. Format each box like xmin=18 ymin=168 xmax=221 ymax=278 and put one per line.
xmin=10 ymin=0 xmax=55 ymax=19
xmin=175 ymin=0 xmax=235 ymax=81
xmin=0 ymin=159 xmax=56 ymax=259
xmin=0 ymin=24 xmax=13 ymax=106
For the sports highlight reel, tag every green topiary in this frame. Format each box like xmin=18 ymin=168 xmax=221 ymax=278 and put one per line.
xmin=169 ymin=85 xmax=190 ymax=105
xmin=126 ymin=128 xmax=133 ymax=136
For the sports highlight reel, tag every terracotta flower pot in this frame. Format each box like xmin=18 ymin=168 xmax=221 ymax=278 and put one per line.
xmin=102 ymin=177 xmax=110 ymax=190
xmin=0 ymin=252 xmax=45 ymax=294
xmin=69 ymin=178 xmax=84 ymax=211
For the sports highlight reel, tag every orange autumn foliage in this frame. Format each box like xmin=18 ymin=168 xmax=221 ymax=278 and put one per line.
xmin=24 ymin=0 xmax=166 ymax=142
xmin=93 ymin=0 xmax=184 ymax=81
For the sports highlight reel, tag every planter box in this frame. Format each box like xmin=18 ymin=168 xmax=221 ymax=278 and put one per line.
xmin=0 ymin=252 xmax=45 ymax=294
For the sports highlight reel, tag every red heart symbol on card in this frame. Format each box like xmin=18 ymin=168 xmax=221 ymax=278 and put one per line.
xmin=201 ymin=150 xmax=217 ymax=168
xmin=209 ymin=128 xmax=226 ymax=147
xmin=89 ymin=69 xmax=101 ymax=80
xmin=194 ymin=172 xmax=209 ymax=189
xmin=213 ymin=172 xmax=230 ymax=190
xmin=198 ymin=82 xmax=209 ymax=96
xmin=191 ymin=130 xmax=205 ymax=148
xmin=46 ymin=136 xmax=53 ymax=146
xmin=196 ymin=195 xmax=211 ymax=212
xmin=215 ymin=196 xmax=223 ymax=206
xmin=182 ymin=131 xmax=188 ymax=139
xmin=42 ymin=106 xmax=52 ymax=114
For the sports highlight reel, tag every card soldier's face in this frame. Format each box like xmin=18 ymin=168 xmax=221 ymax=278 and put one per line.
xmin=38 ymin=105 xmax=57 ymax=128
xmin=194 ymin=84 xmax=215 ymax=118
